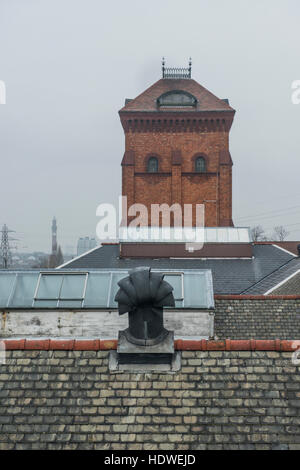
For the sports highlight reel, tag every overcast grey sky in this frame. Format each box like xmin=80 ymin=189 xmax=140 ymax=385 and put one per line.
xmin=0 ymin=0 xmax=300 ymax=252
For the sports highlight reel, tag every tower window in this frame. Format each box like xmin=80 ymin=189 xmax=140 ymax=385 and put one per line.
xmin=195 ymin=157 xmax=206 ymax=173
xmin=157 ymin=90 xmax=197 ymax=107
xmin=147 ymin=157 xmax=159 ymax=173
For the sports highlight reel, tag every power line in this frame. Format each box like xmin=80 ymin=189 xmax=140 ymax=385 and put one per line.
xmin=264 ymin=221 xmax=300 ymax=231
xmin=235 ymin=204 xmax=300 ymax=221
xmin=237 ymin=190 xmax=300 ymax=208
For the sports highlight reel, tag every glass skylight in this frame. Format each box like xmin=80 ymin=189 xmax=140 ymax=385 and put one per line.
xmin=0 ymin=269 xmax=214 ymax=310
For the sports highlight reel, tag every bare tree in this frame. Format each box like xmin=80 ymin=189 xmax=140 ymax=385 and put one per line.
xmin=56 ymin=246 xmax=64 ymax=266
xmin=251 ymin=225 xmax=267 ymax=241
xmin=32 ymin=256 xmax=49 ymax=268
xmin=272 ymin=225 xmax=290 ymax=241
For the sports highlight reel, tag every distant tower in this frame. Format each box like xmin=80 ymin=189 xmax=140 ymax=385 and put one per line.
xmin=0 ymin=224 xmax=13 ymax=268
xmin=52 ymin=217 xmax=57 ymax=255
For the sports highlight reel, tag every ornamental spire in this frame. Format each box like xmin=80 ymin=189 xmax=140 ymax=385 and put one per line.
xmin=161 ymin=57 xmax=192 ymax=79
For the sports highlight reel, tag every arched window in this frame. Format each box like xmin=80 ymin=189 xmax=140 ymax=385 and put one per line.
xmin=147 ymin=157 xmax=159 ymax=173
xmin=195 ymin=157 xmax=206 ymax=173
xmin=157 ymin=90 xmax=197 ymax=107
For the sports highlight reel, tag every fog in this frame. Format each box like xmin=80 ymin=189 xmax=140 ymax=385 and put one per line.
xmin=0 ymin=0 xmax=300 ymax=252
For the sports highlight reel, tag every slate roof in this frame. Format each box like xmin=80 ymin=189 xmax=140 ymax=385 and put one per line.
xmin=243 ymin=256 xmax=300 ymax=295
xmin=254 ymin=241 xmax=300 ymax=257
xmin=119 ymin=78 xmax=235 ymax=113
xmin=272 ymin=271 xmax=300 ymax=295
xmin=60 ymin=244 xmax=296 ymax=295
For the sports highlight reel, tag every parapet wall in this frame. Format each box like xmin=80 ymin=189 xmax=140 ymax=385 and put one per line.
xmin=1 ymin=346 xmax=300 ymax=450
xmin=1 ymin=297 xmax=299 ymax=341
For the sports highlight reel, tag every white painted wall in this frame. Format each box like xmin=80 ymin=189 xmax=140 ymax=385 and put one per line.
xmin=0 ymin=310 xmax=214 ymax=339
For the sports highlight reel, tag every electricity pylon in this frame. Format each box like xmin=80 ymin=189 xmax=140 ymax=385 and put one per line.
xmin=0 ymin=224 xmax=17 ymax=268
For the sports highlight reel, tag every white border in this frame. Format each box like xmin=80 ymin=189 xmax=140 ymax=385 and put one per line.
xmin=264 ymin=268 xmax=300 ymax=295
xmin=56 ymin=244 xmax=102 ymax=269
xmin=272 ymin=243 xmax=297 ymax=258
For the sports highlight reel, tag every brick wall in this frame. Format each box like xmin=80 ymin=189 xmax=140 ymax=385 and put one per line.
xmin=122 ymin=130 xmax=233 ymax=227
xmin=1 ymin=350 xmax=300 ymax=450
xmin=215 ymin=298 xmax=300 ymax=340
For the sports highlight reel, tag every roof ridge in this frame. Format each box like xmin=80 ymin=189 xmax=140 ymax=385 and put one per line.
xmin=3 ymin=338 xmax=299 ymax=352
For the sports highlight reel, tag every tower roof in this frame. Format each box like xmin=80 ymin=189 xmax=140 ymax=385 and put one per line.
xmin=119 ymin=78 xmax=235 ymax=114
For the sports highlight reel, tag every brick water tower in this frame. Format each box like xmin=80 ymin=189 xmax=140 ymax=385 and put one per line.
xmin=119 ymin=59 xmax=235 ymax=227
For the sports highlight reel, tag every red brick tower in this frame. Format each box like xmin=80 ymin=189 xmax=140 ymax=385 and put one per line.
xmin=119 ymin=61 xmax=235 ymax=227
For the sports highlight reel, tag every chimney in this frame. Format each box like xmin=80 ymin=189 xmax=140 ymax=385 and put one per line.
xmin=109 ymin=267 xmax=180 ymax=372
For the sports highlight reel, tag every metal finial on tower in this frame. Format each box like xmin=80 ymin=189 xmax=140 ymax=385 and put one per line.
xmin=188 ymin=57 xmax=192 ymax=78
xmin=161 ymin=57 xmax=192 ymax=79
xmin=162 ymin=57 xmax=165 ymax=78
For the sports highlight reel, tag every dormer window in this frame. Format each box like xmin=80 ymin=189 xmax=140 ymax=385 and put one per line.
xmin=157 ymin=90 xmax=197 ymax=107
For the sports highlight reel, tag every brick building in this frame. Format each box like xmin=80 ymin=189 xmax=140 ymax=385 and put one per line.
xmin=120 ymin=62 xmax=234 ymax=227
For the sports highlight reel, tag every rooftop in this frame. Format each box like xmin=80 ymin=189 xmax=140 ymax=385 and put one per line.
xmin=119 ymin=78 xmax=234 ymax=114
xmin=59 ymin=243 xmax=298 ymax=295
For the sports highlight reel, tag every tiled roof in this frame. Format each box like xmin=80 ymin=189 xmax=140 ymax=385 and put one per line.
xmin=0 ymin=350 xmax=299 ymax=450
xmin=272 ymin=271 xmax=300 ymax=295
xmin=244 ymin=257 xmax=300 ymax=295
xmin=119 ymin=79 xmax=235 ymax=113
xmin=60 ymin=244 xmax=295 ymax=295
